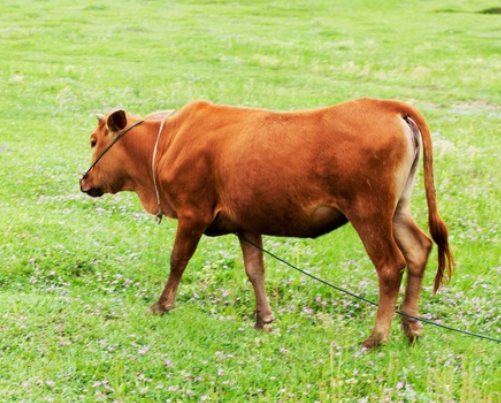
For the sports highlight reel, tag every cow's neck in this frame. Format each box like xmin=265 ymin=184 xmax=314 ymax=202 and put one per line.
xmin=121 ymin=120 xmax=177 ymax=219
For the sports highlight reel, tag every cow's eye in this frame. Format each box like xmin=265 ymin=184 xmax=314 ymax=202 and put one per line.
xmin=90 ymin=139 xmax=97 ymax=148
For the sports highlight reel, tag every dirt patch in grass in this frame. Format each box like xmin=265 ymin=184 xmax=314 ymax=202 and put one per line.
xmin=452 ymin=100 xmax=501 ymax=111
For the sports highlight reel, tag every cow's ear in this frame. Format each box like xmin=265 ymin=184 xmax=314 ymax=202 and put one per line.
xmin=107 ymin=110 xmax=127 ymax=133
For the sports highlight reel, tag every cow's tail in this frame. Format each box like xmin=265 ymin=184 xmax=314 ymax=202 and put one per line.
xmin=400 ymin=105 xmax=454 ymax=294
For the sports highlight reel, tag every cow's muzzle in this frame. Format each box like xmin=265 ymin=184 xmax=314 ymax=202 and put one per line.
xmin=80 ymin=175 xmax=104 ymax=198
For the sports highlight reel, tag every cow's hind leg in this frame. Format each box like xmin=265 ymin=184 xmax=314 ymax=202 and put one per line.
xmin=348 ymin=211 xmax=406 ymax=349
xmin=238 ymin=231 xmax=275 ymax=330
xmin=150 ymin=215 xmax=205 ymax=315
xmin=393 ymin=199 xmax=432 ymax=343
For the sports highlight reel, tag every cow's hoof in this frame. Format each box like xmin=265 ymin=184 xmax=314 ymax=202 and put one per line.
xmin=255 ymin=322 xmax=273 ymax=332
xmin=254 ymin=317 xmax=274 ymax=332
xmin=361 ymin=335 xmax=384 ymax=350
xmin=148 ymin=302 xmax=171 ymax=316
xmin=402 ymin=317 xmax=423 ymax=344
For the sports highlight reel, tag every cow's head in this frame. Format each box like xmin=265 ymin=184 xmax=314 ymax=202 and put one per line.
xmin=80 ymin=109 xmax=133 ymax=197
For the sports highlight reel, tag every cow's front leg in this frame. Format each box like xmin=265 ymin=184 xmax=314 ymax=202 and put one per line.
xmin=238 ymin=231 xmax=275 ymax=330
xmin=150 ymin=215 xmax=205 ymax=315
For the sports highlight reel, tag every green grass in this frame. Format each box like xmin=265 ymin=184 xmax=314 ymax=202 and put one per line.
xmin=2 ymin=0 xmax=501 ymax=401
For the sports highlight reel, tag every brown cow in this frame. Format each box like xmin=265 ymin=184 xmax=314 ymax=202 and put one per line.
xmin=80 ymin=98 xmax=453 ymax=348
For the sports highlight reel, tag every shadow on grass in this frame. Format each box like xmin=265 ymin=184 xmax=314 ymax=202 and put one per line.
xmin=435 ymin=7 xmax=501 ymax=15
xmin=478 ymin=7 xmax=501 ymax=14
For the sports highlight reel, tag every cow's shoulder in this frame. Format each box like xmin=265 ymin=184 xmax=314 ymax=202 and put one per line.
xmin=180 ymin=99 xmax=214 ymax=115
xmin=180 ymin=100 xmax=265 ymax=116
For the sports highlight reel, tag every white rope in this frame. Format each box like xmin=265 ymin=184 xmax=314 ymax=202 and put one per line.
xmin=151 ymin=115 xmax=171 ymax=224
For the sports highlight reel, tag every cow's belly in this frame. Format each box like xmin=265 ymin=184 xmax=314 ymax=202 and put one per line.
xmin=205 ymin=204 xmax=348 ymax=238
xmin=304 ymin=205 xmax=348 ymax=238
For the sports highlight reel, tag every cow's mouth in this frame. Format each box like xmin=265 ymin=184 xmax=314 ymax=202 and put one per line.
xmin=86 ymin=188 xmax=104 ymax=198
xmin=80 ymin=184 xmax=104 ymax=198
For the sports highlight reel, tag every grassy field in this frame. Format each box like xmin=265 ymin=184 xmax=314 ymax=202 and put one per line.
xmin=2 ymin=0 xmax=501 ymax=401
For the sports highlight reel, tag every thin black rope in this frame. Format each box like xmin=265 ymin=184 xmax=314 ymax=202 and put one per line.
xmin=237 ymin=233 xmax=501 ymax=345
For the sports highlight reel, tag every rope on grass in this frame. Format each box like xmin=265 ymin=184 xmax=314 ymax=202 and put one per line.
xmin=237 ymin=233 xmax=501 ymax=345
